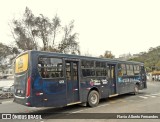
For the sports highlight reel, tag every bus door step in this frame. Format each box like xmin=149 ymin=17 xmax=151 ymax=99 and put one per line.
xmin=109 ymin=94 xmax=118 ymax=97
xmin=67 ymin=101 xmax=81 ymax=106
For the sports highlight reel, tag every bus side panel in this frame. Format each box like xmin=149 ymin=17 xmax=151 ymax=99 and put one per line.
xmin=80 ymin=77 xmax=110 ymax=103
xmin=117 ymin=75 xmax=146 ymax=94
xmin=126 ymin=76 xmax=138 ymax=93
xmin=117 ymin=76 xmax=138 ymax=94
xmin=31 ymin=76 xmax=44 ymax=107
xmin=43 ymin=79 xmax=67 ymax=107
xmin=140 ymin=66 xmax=147 ymax=89
xmin=143 ymin=81 xmax=147 ymax=89
xmin=30 ymin=52 xmax=67 ymax=107
xmin=30 ymin=53 xmax=44 ymax=107
xmin=117 ymin=76 xmax=128 ymax=94
xmin=141 ymin=75 xmax=147 ymax=89
xmin=31 ymin=77 xmax=67 ymax=107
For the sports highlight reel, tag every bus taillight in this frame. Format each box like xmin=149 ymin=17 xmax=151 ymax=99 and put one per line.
xmin=26 ymin=102 xmax=31 ymax=106
xmin=26 ymin=77 xmax=31 ymax=97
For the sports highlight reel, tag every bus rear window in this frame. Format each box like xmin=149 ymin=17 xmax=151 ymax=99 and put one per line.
xmin=15 ymin=53 xmax=29 ymax=74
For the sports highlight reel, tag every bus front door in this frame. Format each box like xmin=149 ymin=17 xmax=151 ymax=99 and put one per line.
xmin=108 ymin=64 xmax=117 ymax=95
xmin=65 ymin=61 xmax=80 ymax=104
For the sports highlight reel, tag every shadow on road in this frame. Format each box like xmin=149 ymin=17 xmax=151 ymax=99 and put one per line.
xmin=28 ymin=92 xmax=146 ymax=119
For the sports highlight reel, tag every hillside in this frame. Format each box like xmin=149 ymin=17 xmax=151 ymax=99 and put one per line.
xmin=129 ymin=46 xmax=160 ymax=72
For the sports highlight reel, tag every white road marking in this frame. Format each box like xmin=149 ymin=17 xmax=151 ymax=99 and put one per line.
xmin=138 ymin=93 xmax=160 ymax=99
xmin=138 ymin=96 xmax=148 ymax=99
xmin=71 ymin=108 xmax=91 ymax=113
xmin=151 ymin=93 xmax=160 ymax=96
xmin=144 ymin=95 xmax=156 ymax=98
xmin=1 ymin=100 xmax=13 ymax=104
xmin=128 ymin=100 xmax=134 ymax=102
xmin=97 ymin=104 xmax=110 ymax=108
xmin=70 ymin=103 xmax=110 ymax=114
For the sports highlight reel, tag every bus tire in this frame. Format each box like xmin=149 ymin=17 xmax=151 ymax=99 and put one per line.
xmin=87 ymin=90 xmax=99 ymax=107
xmin=133 ymin=84 xmax=139 ymax=95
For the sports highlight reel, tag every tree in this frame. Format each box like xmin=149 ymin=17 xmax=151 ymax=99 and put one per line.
xmin=10 ymin=7 xmax=80 ymax=54
xmin=34 ymin=14 xmax=51 ymax=51
xmin=100 ymin=50 xmax=115 ymax=59
xmin=0 ymin=43 xmax=19 ymax=71
xmin=10 ymin=7 xmax=38 ymax=51
xmin=23 ymin=7 xmax=38 ymax=50
xmin=129 ymin=45 xmax=160 ymax=72
xmin=51 ymin=14 xmax=61 ymax=46
xmin=0 ymin=43 xmax=11 ymax=62
xmin=58 ymin=21 xmax=80 ymax=55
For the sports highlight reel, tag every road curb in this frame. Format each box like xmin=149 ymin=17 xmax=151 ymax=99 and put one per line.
xmin=0 ymin=100 xmax=13 ymax=104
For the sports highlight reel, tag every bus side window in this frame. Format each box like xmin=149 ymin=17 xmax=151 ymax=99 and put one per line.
xmin=133 ymin=65 xmax=140 ymax=75
xmin=118 ymin=64 xmax=127 ymax=76
xmin=126 ymin=64 xmax=134 ymax=76
xmin=38 ymin=59 xmax=45 ymax=77
xmin=118 ymin=64 xmax=122 ymax=77
xmin=38 ymin=57 xmax=63 ymax=78
xmin=81 ymin=60 xmax=95 ymax=77
xmin=96 ymin=61 xmax=107 ymax=77
xmin=51 ymin=73 xmax=55 ymax=78
xmin=44 ymin=70 xmax=49 ymax=78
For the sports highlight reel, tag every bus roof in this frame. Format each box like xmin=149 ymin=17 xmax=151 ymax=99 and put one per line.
xmin=23 ymin=50 xmax=144 ymax=65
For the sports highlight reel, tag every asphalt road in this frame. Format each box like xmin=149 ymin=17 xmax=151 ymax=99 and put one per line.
xmin=0 ymin=81 xmax=160 ymax=122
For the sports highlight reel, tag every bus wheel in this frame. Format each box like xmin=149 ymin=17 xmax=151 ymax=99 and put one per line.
xmin=87 ymin=90 xmax=99 ymax=107
xmin=134 ymin=85 xmax=139 ymax=95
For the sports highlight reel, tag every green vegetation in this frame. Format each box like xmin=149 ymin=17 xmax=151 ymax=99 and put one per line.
xmin=0 ymin=7 xmax=80 ymax=71
xmin=129 ymin=46 xmax=160 ymax=72
xmin=9 ymin=7 xmax=80 ymax=54
xmin=99 ymin=50 xmax=115 ymax=59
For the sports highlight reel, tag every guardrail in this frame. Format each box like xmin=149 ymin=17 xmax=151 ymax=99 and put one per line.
xmin=0 ymin=92 xmax=13 ymax=98
xmin=0 ymin=86 xmax=14 ymax=99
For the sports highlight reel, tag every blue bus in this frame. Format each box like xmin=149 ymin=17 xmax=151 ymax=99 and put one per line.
xmin=14 ymin=50 xmax=147 ymax=107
